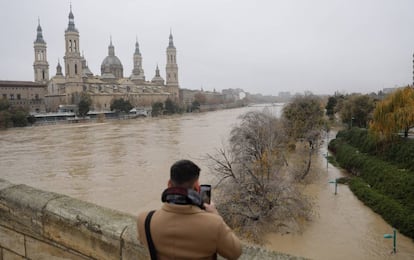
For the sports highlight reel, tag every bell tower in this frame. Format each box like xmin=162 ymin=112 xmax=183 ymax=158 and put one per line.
xmin=63 ymin=4 xmax=82 ymax=83
xmin=33 ymin=18 xmax=49 ymax=83
xmin=165 ymin=30 xmax=179 ymax=99
xmin=130 ymin=38 xmax=145 ymax=82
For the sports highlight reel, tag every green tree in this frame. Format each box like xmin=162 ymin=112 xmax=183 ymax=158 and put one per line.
xmin=10 ymin=108 xmax=28 ymax=127
xmin=370 ymin=86 xmax=414 ymax=139
xmin=325 ymin=96 xmax=337 ymax=120
xmin=27 ymin=115 xmax=36 ymax=125
xmin=164 ymin=98 xmax=178 ymax=115
xmin=78 ymin=93 xmax=92 ymax=117
xmin=0 ymin=99 xmax=31 ymax=128
xmin=0 ymin=110 xmax=12 ymax=129
xmin=0 ymin=98 xmax=10 ymax=111
xmin=339 ymin=94 xmax=375 ymax=128
xmin=0 ymin=98 xmax=32 ymax=128
xmin=282 ymin=95 xmax=325 ymax=140
xmin=191 ymin=100 xmax=200 ymax=111
xmin=110 ymin=98 xmax=133 ymax=113
xmin=151 ymin=102 xmax=164 ymax=117
xmin=282 ymin=95 xmax=326 ymax=179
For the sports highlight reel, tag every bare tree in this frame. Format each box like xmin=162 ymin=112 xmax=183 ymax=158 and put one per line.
xmin=207 ymin=111 xmax=313 ymax=243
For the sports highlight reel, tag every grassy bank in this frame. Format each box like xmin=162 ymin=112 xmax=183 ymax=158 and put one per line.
xmin=329 ymin=129 xmax=414 ymax=239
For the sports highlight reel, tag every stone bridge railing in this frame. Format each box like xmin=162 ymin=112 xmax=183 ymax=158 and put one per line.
xmin=0 ymin=178 xmax=306 ymax=259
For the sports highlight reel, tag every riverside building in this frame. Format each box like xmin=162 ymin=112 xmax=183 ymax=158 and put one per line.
xmin=36 ymin=6 xmax=180 ymax=112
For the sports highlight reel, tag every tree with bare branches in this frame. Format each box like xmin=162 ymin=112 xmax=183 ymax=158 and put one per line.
xmin=207 ymin=110 xmax=313 ymax=243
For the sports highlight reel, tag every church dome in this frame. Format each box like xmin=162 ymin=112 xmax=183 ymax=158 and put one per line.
xmin=101 ymin=55 xmax=123 ymax=68
xmin=100 ymin=38 xmax=123 ymax=79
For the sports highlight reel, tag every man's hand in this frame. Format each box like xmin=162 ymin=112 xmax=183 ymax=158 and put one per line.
xmin=204 ymin=202 xmax=219 ymax=215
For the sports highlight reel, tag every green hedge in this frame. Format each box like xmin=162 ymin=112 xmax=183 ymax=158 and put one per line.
xmin=329 ymin=134 xmax=414 ymax=239
xmin=329 ymin=139 xmax=414 ymax=213
xmin=349 ymin=178 xmax=414 ymax=239
xmin=335 ymin=128 xmax=414 ymax=171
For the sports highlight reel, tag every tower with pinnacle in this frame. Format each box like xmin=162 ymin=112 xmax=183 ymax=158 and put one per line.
xmin=33 ymin=19 xmax=49 ymax=83
xmin=63 ymin=5 xmax=82 ymax=84
xmin=151 ymin=65 xmax=164 ymax=85
xmin=166 ymin=31 xmax=179 ymax=99
xmin=130 ymin=38 xmax=145 ymax=82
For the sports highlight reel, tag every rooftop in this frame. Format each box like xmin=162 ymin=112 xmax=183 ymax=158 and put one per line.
xmin=0 ymin=80 xmax=47 ymax=87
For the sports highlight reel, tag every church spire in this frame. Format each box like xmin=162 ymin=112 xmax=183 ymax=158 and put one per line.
xmin=67 ymin=3 xmax=77 ymax=32
xmin=155 ymin=64 xmax=160 ymax=77
xmin=35 ymin=18 xmax=45 ymax=44
xmin=151 ymin=63 xmax=164 ymax=85
xmin=56 ymin=59 xmax=63 ymax=76
xmin=135 ymin=37 xmax=141 ymax=55
xmin=168 ymin=29 xmax=175 ymax=48
xmin=108 ymin=36 xmax=115 ymax=56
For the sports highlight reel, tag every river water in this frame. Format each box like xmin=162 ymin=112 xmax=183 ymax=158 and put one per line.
xmin=0 ymin=105 xmax=413 ymax=259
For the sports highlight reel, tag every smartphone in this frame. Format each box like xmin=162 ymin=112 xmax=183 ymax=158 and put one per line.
xmin=200 ymin=184 xmax=211 ymax=204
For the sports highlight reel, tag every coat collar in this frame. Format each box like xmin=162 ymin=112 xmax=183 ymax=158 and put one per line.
xmin=162 ymin=202 xmax=204 ymax=214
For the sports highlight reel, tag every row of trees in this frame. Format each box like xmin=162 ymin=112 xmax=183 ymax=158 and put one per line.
xmin=77 ymin=95 xmax=134 ymax=117
xmin=71 ymin=91 xmax=242 ymax=119
xmin=151 ymin=98 xmax=181 ymax=116
xmin=64 ymin=94 xmax=183 ymax=119
xmin=209 ymin=94 xmax=325 ymax=242
xmin=326 ymin=86 xmax=414 ymax=141
xmin=325 ymin=94 xmax=375 ymax=128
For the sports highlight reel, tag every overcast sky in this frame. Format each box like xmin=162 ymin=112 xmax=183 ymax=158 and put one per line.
xmin=1 ymin=0 xmax=414 ymax=95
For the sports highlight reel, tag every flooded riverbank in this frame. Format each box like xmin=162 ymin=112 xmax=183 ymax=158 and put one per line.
xmin=266 ymin=139 xmax=414 ymax=259
xmin=1 ymin=106 xmax=413 ymax=259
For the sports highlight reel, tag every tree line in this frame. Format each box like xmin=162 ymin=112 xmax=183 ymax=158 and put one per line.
xmin=325 ymin=86 xmax=414 ymax=141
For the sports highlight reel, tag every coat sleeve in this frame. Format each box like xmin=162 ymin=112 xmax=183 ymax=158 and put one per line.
xmin=216 ymin=220 xmax=242 ymax=260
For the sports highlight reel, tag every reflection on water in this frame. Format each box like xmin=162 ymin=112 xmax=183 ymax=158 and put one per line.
xmin=0 ymin=106 xmax=413 ymax=259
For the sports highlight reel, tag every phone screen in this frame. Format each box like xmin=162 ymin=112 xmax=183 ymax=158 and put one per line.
xmin=200 ymin=184 xmax=211 ymax=204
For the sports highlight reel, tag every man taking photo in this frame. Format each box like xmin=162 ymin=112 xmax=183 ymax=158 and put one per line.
xmin=137 ymin=159 xmax=242 ymax=259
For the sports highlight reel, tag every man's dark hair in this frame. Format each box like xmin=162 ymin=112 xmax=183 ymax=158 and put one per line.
xmin=170 ymin=160 xmax=200 ymax=186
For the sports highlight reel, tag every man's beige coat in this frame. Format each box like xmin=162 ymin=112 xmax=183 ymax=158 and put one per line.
xmin=138 ymin=203 xmax=242 ymax=260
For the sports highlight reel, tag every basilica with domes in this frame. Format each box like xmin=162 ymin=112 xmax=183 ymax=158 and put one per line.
xmin=34 ymin=6 xmax=180 ymax=112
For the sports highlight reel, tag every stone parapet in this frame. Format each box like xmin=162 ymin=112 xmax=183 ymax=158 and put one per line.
xmin=0 ymin=178 xmax=307 ymax=259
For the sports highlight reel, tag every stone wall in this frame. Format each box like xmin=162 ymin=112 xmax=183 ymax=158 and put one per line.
xmin=0 ymin=178 xmax=306 ymax=260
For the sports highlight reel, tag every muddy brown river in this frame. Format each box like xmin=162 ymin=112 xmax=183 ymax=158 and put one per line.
xmin=0 ymin=105 xmax=413 ymax=259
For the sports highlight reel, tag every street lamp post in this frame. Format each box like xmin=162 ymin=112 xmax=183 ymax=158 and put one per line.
xmin=328 ymin=178 xmax=338 ymax=195
xmin=325 ymin=125 xmax=330 ymax=171
xmin=326 ymin=128 xmax=329 ymax=169
xmin=384 ymin=229 xmax=397 ymax=254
